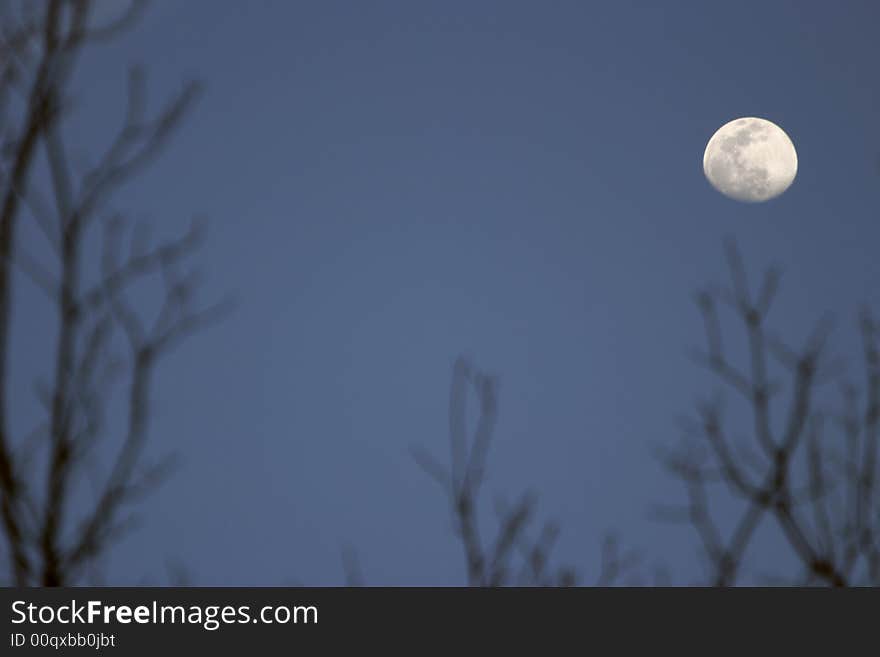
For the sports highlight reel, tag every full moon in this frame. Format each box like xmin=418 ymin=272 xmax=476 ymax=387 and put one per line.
xmin=702 ymin=117 xmax=797 ymax=202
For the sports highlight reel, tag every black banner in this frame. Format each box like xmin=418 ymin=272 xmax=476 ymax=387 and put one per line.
xmin=0 ymin=587 xmax=874 ymax=653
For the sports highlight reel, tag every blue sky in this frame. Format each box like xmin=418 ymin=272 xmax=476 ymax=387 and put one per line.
xmin=10 ymin=0 xmax=880 ymax=584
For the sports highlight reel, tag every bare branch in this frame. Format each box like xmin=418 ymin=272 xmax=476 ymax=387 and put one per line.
xmin=665 ymin=243 xmax=862 ymax=586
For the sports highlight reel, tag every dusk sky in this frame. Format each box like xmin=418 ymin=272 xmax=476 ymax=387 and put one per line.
xmin=9 ymin=0 xmax=880 ymax=584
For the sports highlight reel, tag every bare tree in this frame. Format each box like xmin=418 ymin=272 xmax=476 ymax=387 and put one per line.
xmin=0 ymin=0 xmax=223 ymax=585
xmin=658 ymin=240 xmax=879 ymax=586
xmin=414 ymin=357 xmax=642 ymax=586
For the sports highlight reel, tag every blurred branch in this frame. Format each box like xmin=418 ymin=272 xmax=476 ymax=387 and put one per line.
xmin=341 ymin=544 xmax=364 ymax=587
xmin=0 ymin=0 xmax=221 ymax=585
xmin=414 ymin=357 xmax=578 ymax=586
xmin=663 ymin=240 xmax=879 ymax=586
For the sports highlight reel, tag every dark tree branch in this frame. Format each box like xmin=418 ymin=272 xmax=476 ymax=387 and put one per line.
xmin=414 ymin=357 xmax=577 ymax=586
xmin=665 ymin=240 xmax=876 ymax=586
xmin=0 ymin=0 xmax=221 ymax=585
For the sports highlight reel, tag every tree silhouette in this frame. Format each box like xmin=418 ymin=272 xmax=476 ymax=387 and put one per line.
xmin=413 ymin=242 xmax=878 ymax=587
xmin=0 ymin=0 xmax=222 ymax=585
xmin=657 ymin=240 xmax=879 ymax=586
xmin=413 ymin=357 xmax=641 ymax=586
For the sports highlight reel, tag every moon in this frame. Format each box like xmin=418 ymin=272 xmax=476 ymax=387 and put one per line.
xmin=703 ymin=117 xmax=797 ymax=202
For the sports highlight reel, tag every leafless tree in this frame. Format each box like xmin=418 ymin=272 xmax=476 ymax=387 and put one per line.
xmin=413 ymin=357 xmax=642 ymax=586
xmin=0 ymin=0 xmax=223 ymax=585
xmin=657 ymin=240 xmax=879 ymax=586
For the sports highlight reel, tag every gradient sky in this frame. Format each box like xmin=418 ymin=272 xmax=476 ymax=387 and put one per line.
xmin=10 ymin=0 xmax=880 ymax=584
